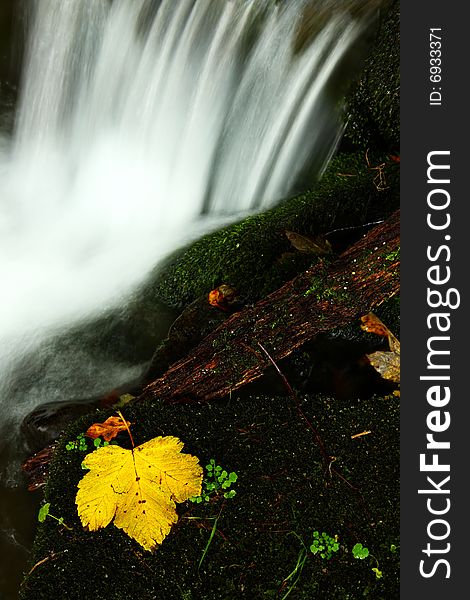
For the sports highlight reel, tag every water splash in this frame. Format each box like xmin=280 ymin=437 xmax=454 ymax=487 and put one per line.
xmin=0 ymin=0 xmax=375 ymax=476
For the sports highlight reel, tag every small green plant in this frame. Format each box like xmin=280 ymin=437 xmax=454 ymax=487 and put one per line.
xmin=310 ymin=531 xmax=340 ymax=559
xmin=352 ymin=542 xmax=383 ymax=579
xmin=185 ymin=510 xmax=225 ymax=570
xmin=187 ymin=460 xmax=238 ymax=569
xmin=279 ymin=532 xmax=387 ymax=596
xmin=279 ymin=533 xmax=309 ymax=600
xmin=65 ymin=433 xmax=88 ymax=452
xmin=38 ymin=503 xmax=72 ymax=530
xmin=65 ymin=433 xmax=113 ymax=452
xmin=372 ymin=567 xmax=383 ymax=579
xmin=198 ymin=515 xmax=219 ymax=570
xmin=189 ymin=459 xmax=238 ymax=503
xmin=352 ymin=542 xmax=369 ymax=560
xmin=92 ymin=437 xmax=111 ymax=449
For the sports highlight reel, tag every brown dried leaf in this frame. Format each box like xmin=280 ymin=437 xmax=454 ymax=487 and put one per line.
xmin=366 ymin=350 xmax=400 ymax=383
xmin=86 ymin=416 xmax=131 ymax=442
xmin=285 ymin=230 xmax=332 ymax=255
xmin=361 ymin=313 xmax=400 ymax=355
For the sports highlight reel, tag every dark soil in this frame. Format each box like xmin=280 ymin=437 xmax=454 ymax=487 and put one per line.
xmin=20 ymin=391 xmax=399 ymax=600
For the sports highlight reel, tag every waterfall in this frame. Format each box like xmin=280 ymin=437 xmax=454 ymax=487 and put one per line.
xmin=0 ymin=0 xmax=375 ymax=481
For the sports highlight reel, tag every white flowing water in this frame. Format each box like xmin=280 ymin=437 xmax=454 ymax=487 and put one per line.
xmin=0 ymin=0 xmax=373 ymax=476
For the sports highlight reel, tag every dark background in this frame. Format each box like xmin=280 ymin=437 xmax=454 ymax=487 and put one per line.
xmin=401 ymin=1 xmax=468 ymax=596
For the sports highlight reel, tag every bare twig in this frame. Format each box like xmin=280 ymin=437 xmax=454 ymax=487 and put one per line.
xmin=351 ymin=430 xmax=372 ymax=439
xmin=28 ymin=551 xmax=64 ymax=576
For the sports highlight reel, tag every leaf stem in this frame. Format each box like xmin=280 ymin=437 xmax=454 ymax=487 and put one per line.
xmin=116 ymin=409 xmax=135 ymax=448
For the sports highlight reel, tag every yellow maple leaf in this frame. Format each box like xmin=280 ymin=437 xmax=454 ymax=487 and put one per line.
xmin=76 ymin=436 xmax=202 ymax=551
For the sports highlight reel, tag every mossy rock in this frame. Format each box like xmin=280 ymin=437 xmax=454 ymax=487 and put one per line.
xmin=342 ymin=0 xmax=399 ymax=151
xmin=0 ymin=0 xmax=20 ymax=131
xmin=148 ymin=151 xmax=399 ymax=310
xmin=21 ymin=392 xmax=399 ymax=600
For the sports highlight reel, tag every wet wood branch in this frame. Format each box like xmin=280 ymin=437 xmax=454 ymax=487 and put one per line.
xmin=141 ymin=210 xmax=400 ymax=403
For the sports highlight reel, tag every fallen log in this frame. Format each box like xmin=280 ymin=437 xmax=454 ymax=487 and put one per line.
xmin=142 ymin=210 xmax=400 ymax=403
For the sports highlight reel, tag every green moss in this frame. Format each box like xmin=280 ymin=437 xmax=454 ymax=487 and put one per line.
xmin=149 ymin=151 xmax=399 ymax=309
xmin=304 ymin=272 xmax=352 ymax=305
xmin=384 ymin=247 xmax=400 ymax=262
xmin=21 ymin=392 xmax=399 ymax=600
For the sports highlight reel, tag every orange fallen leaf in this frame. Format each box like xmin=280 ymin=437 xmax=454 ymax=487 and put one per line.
xmin=208 ymin=284 xmax=238 ymax=311
xmin=361 ymin=313 xmax=389 ymax=338
xmin=361 ymin=313 xmax=400 ymax=355
xmin=361 ymin=313 xmax=400 ymax=384
xmin=86 ymin=416 xmax=131 ymax=442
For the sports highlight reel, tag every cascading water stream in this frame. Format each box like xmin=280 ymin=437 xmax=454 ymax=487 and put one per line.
xmin=0 ymin=0 xmax=375 ymax=473
xmin=0 ymin=0 xmax=379 ymax=593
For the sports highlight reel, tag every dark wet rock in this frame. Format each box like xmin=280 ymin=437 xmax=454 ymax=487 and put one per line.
xmin=0 ymin=0 xmax=21 ymax=126
xmin=21 ymin=444 xmax=56 ymax=492
xmin=21 ymin=400 xmax=99 ymax=453
xmin=343 ymin=0 xmax=400 ymax=151
xmin=284 ymin=334 xmax=397 ymax=401
xmin=286 ymin=295 xmax=400 ymax=399
xmin=142 ymin=291 xmax=237 ymax=385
